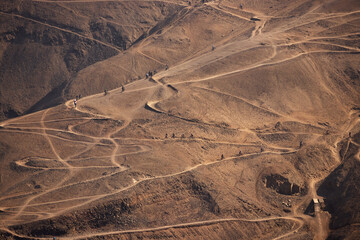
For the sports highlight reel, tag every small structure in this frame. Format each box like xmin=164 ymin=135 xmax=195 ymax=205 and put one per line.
xmin=313 ymin=198 xmax=320 ymax=215
xmin=305 ymin=198 xmax=324 ymax=216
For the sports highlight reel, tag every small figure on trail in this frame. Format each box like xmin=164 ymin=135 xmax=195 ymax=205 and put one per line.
xmin=212 ymin=45 xmax=215 ymax=51
xmin=190 ymin=133 xmax=194 ymax=138
xmin=121 ymin=85 xmax=125 ymax=92
xmin=221 ymin=154 xmax=224 ymax=160
xmin=188 ymin=1 xmax=191 ymax=6
xmin=240 ymin=4 xmax=243 ymax=9
xmin=172 ymin=133 xmax=176 ymax=138
xmin=146 ymin=73 xmax=149 ymax=79
xmin=181 ymin=133 xmax=185 ymax=138
xmin=79 ymin=94 xmax=82 ymax=99
xmin=165 ymin=133 xmax=168 ymax=138
xmin=349 ymin=132 xmax=352 ymax=138
xmin=299 ymin=141 xmax=303 ymax=148
xmin=165 ymin=64 xmax=169 ymax=70
xmin=104 ymin=89 xmax=108 ymax=96
xmin=238 ymin=150 xmax=242 ymax=156
xmin=260 ymin=147 xmax=264 ymax=152
xmin=73 ymin=99 xmax=77 ymax=108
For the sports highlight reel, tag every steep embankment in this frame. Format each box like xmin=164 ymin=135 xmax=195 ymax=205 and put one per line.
xmin=0 ymin=0 xmax=185 ymax=120
xmin=318 ymin=131 xmax=360 ymax=239
xmin=0 ymin=0 xmax=359 ymax=239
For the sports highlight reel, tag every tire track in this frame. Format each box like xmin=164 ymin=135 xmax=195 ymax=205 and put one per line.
xmin=0 ymin=11 xmax=122 ymax=52
xmin=171 ymin=49 xmax=358 ymax=85
xmin=31 ymin=0 xmax=187 ymax=6
xmin=62 ymin=216 xmax=303 ymax=239
xmin=6 ymin=109 xmax=74 ymax=222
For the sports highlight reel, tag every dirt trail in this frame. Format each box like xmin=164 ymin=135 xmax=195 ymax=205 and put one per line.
xmin=0 ymin=120 xmax=296 ymax=226
xmin=197 ymin=87 xmax=282 ymax=118
xmin=207 ymin=2 xmax=252 ymax=22
xmin=108 ymin=121 xmax=130 ymax=169
xmin=137 ymin=50 xmax=167 ymax=66
xmin=0 ymin=85 xmax=154 ymax=224
xmin=1 ymin=2 xmax=359 ymax=238
xmin=290 ymin=110 xmax=360 ymax=240
xmin=62 ymin=216 xmax=303 ymax=240
xmin=1 ymin=23 xmax=326 ymax=226
xmin=5 ymin=109 xmax=75 ymax=224
xmin=170 ymin=49 xmax=356 ymax=86
xmin=0 ymin=11 xmax=122 ymax=53
xmin=0 ymin=215 xmax=302 ymax=240
xmin=31 ymin=0 xmax=187 ymax=6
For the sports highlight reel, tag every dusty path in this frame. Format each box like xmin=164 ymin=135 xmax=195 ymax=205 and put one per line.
xmin=62 ymin=216 xmax=303 ymax=240
xmin=0 ymin=1 xmax=359 ymax=239
xmin=31 ymin=0 xmax=187 ymax=6
xmin=0 ymin=214 xmax=302 ymax=240
xmin=5 ymin=109 xmax=75 ymax=224
xmin=289 ymin=109 xmax=360 ymax=240
xmin=0 ymin=94 xmax=300 ymax=228
xmin=0 ymin=11 xmax=122 ymax=52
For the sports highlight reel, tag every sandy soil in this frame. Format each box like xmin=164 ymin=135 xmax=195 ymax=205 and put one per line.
xmin=0 ymin=0 xmax=360 ymax=239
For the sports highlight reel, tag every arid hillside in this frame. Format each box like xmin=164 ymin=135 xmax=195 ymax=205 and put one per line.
xmin=0 ymin=0 xmax=186 ymax=119
xmin=0 ymin=0 xmax=360 ymax=239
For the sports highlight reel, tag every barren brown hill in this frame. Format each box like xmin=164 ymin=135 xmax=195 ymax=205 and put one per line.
xmin=0 ymin=0 xmax=186 ymax=119
xmin=0 ymin=0 xmax=360 ymax=239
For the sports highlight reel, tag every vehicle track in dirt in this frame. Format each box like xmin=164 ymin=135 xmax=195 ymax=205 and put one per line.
xmin=0 ymin=11 xmax=122 ymax=52
xmin=0 ymin=1 xmax=359 ymax=238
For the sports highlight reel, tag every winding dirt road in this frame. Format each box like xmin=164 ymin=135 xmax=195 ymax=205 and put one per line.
xmin=0 ymin=0 xmax=359 ymax=239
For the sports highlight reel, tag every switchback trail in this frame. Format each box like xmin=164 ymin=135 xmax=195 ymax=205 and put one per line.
xmin=0 ymin=1 xmax=359 ymax=239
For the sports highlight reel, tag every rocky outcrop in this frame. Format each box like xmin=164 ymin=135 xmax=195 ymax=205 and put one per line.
xmin=263 ymin=174 xmax=304 ymax=195
xmin=318 ymin=132 xmax=360 ymax=239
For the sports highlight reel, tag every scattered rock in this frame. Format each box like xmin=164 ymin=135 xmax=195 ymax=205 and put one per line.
xmin=263 ymin=174 xmax=304 ymax=195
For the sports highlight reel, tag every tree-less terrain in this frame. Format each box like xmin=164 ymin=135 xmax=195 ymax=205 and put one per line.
xmin=0 ymin=0 xmax=359 ymax=239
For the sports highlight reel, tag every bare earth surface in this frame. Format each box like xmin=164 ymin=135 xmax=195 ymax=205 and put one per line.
xmin=0 ymin=0 xmax=360 ymax=239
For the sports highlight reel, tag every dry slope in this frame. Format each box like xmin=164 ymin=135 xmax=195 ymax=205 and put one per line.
xmin=0 ymin=0 xmax=360 ymax=239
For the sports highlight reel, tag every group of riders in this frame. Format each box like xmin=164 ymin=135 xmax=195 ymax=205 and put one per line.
xmin=72 ymin=35 xmax=223 ymax=109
